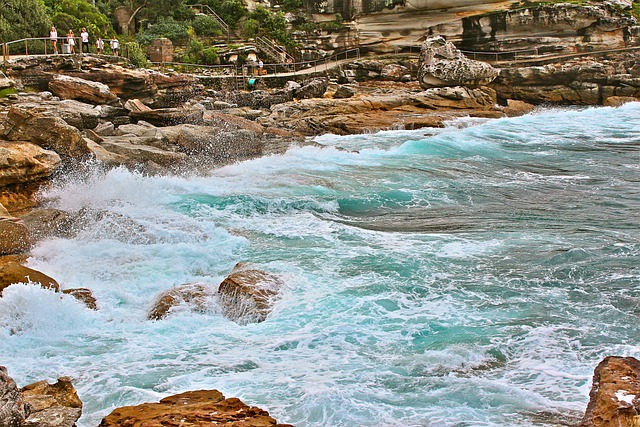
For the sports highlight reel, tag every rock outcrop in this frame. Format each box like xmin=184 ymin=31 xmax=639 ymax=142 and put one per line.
xmin=99 ymin=389 xmax=293 ymax=427
xmin=217 ymin=263 xmax=284 ymax=324
xmin=20 ymin=377 xmax=83 ymax=427
xmin=418 ymin=36 xmax=499 ymax=89
xmin=148 ymin=283 xmax=216 ymax=320
xmin=260 ymin=82 xmax=500 ymax=135
xmin=2 ymin=106 xmax=90 ymax=159
xmin=0 ymin=141 xmax=61 ymax=187
xmin=491 ymin=52 xmax=640 ymax=105
xmin=580 ymin=356 xmax=640 ymax=427
xmin=0 ymin=366 xmax=29 ymax=427
xmin=48 ymin=75 xmax=119 ymax=105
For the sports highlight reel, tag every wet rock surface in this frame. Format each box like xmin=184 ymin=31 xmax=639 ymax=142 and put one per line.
xmin=580 ymin=356 xmax=640 ymax=427
xmin=99 ymin=389 xmax=293 ymax=427
xmin=217 ymin=262 xmax=284 ymax=324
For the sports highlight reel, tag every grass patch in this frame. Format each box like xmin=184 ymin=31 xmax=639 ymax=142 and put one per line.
xmin=0 ymin=87 xmax=18 ymax=98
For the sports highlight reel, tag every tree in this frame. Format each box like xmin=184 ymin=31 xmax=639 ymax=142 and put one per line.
xmin=0 ymin=0 xmax=51 ymax=42
xmin=50 ymin=0 xmax=114 ymax=37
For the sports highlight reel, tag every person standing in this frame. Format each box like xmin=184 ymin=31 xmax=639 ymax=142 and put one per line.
xmin=66 ymin=29 xmax=75 ymax=53
xmin=96 ymin=37 xmax=104 ymax=55
xmin=80 ymin=28 xmax=89 ymax=53
xmin=49 ymin=26 xmax=58 ymax=54
xmin=110 ymin=38 xmax=119 ymax=56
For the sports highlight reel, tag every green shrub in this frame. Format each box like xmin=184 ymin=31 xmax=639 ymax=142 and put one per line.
xmin=192 ymin=14 xmax=223 ymax=36
xmin=136 ymin=17 xmax=190 ymax=44
xmin=125 ymin=42 xmax=148 ymax=68
xmin=241 ymin=18 xmax=261 ymax=39
xmin=202 ymin=46 xmax=219 ymax=64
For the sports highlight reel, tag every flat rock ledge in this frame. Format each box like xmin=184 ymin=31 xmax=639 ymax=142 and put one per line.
xmin=99 ymin=389 xmax=293 ymax=427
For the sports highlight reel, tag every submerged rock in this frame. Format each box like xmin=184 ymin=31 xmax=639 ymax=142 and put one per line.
xmin=418 ymin=36 xmax=499 ymax=89
xmin=62 ymin=288 xmax=98 ymax=310
xmin=148 ymin=282 xmax=216 ymax=320
xmin=99 ymin=389 xmax=293 ymax=427
xmin=580 ymin=356 xmax=640 ymax=427
xmin=217 ymin=262 xmax=283 ymax=324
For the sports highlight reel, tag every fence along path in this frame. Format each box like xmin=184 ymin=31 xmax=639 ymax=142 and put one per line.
xmin=3 ymin=36 xmax=640 ymax=75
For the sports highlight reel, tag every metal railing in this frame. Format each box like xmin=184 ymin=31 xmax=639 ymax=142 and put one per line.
xmin=255 ymin=36 xmax=295 ymax=64
xmin=1 ymin=36 xmax=128 ymax=63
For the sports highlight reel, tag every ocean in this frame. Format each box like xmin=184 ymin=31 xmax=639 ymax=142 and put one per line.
xmin=1 ymin=103 xmax=639 ymax=427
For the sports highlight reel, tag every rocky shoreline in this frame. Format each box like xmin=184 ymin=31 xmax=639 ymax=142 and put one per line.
xmin=1 ymin=21 xmax=640 ymax=427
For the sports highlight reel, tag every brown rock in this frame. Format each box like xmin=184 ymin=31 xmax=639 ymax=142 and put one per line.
xmin=0 ymin=366 xmax=29 ymax=427
xmin=62 ymin=288 xmax=98 ymax=310
xmin=20 ymin=377 xmax=83 ymax=412
xmin=0 ymin=262 xmax=59 ymax=295
xmin=0 ymin=219 xmax=31 ymax=256
xmin=603 ymin=96 xmax=639 ymax=107
xmin=99 ymin=389 xmax=293 ymax=427
xmin=3 ymin=106 xmax=90 ymax=159
xmin=381 ymin=64 xmax=410 ymax=82
xmin=580 ymin=356 xmax=640 ymax=427
xmin=160 ymin=124 xmax=261 ymax=161
xmin=0 ymin=141 xmax=61 ymax=187
xmin=148 ymin=283 xmax=215 ymax=320
xmin=21 ymin=377 xmax=83 ymax=427
xmin=129 ymin=108 xmax=205 ymax=127
xmin=217 ymin=263 xmax=283 ymax=324
xmin=124 ymin=99 xmax=151 ymax=113
xmin=48 ymin=74 xmax=119 ymax=105
xmin=502 ymin=99 xmax=537 ymax=117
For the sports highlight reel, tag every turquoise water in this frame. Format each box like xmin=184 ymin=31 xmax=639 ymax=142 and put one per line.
xmin=1 ymin=104 xmax=639 ymax=426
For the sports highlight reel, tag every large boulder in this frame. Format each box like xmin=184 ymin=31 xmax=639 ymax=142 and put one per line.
xmin=148 ymin=283 xmax=216 ymax=320
xmin=160 ymin=124 xmax=262 ymax=162
xmin=294 ymin=78 xmax=328 ymax=100
xmin=0 ymin=366 xmax=29 ymax=427
xmin=2 ymin=106 xmax=90 ymax=159
xmin=418 ymin=36 xmax=499 ymax=89
xmin=580 ymin=356 xmax=640 ymax=427
xmin=0 ymin=262 xmax=59 ymax=295
xmin=19 ymin=208 xmax=77 ymax=242
xmin=48 ymin=75 xmax=119 ymax=105
xmin=129 ymin=107 xmax=205 ymax=127
xmin=0 ymin=141 xmax=61 ymax=187
xmin=20 ymin=377 xmax=83 ymax=427
xmin=99 ymin=389 xmax=293 ymax=427
xmin=217 ymin=263 xmax=283 ymax=324
xmin=0 ymin=219 xmax=31 ymax=256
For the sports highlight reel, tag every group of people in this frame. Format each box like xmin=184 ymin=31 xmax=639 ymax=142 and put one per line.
xmin=49 ymin=26 xmax=119 ymax=56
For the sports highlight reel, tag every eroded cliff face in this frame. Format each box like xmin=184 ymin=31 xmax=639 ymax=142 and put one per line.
xmin=297 ymin=1 xmax=637 ymax=57
xmin=305 ymin=0 xmax=511 ymax=20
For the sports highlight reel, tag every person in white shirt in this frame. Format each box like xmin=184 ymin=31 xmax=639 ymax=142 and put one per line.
xmin=49 ymin=26 xmax=58 ymax=54
xmin=66 ymin=29 xmax=75 ymax=54
xmin=80 ymin=28 xmax=89 ymax=53
xmin=110 ymin=38 xmax=119 ymax=56
xmin=96 ymin=37 xmax=104 ymax=55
